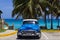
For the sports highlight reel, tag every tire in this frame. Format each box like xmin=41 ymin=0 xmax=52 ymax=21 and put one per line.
xmin=17 ymin=35 xmax=22 ymax=39
xmin=36 ymin=32 xmax=41 ymax=39
xmin=35 ymin=35 xmax=40 ymax=39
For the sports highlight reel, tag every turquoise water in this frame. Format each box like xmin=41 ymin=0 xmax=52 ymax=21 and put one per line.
xmin=4 ymin=19 xmax=59 ymax=29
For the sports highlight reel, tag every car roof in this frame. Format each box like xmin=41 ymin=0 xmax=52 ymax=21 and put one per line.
xmin=23 ymin=19 xmax=38 ymax=21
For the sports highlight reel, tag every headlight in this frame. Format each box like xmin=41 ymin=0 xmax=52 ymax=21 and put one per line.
xmin=36 ymin=33 xmax=40 ymax=35
xmin=32 ymin=34 xmax=34 ymax=35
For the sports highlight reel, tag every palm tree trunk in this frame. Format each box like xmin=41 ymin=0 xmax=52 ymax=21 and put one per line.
xmin=51 ymin=13 xmax=53 ymax=29
xmin=44 ymin=13 xmax=47 ymax=29
xmin=59 ymin=19 xmax=60 ymax=26
xmin=47 ymin=14 xmax=50 ymax=22
xmin=57 ymin=17 xmax=60 ymax=29
xmin=39 ymin=4 xmax=47 ymax=29
xmin=48 ymin=14 xmax=50 ymax=21
xmin=58 ymin=17 xmax=59 ymax=27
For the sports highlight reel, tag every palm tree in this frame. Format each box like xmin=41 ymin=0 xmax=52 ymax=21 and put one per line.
xmin=12 ymin=0 xmax=45 ymax=19
xmin=12 ymin=0 xmax=57 ymax=29
xmin=39 ymin=1 xmax=55 ymax=29
xmin=56 ymin=13 xmax=60 ymax=29
xmin=50 ymin=0 xmax=60 ymax=29
xmin=53 ymin=0 xmax=60 ymax=28
xmin=46 ymin=0 xmax=60 ymax=29
xmin=0 ymin=10 xmax=2 ymax=19
xmin=0 ymin=10 xmax=3 ymax=30
xmin=12 ymin=0 xmax=54 ymax=19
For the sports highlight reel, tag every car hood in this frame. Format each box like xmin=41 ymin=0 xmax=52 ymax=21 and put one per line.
xmin=19 ymin=24 xmax=40 ymax=31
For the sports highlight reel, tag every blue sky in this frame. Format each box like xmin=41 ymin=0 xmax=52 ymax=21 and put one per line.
xmin=0 ymin=0 xmax=13 ymax=19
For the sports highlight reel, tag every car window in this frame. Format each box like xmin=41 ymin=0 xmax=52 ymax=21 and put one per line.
xmin=23 ymin=21 xmax=38 ymax=24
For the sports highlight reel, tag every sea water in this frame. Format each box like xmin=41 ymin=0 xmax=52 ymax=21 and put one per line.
xmin=4 ymin=19 xmax=59 ymax=29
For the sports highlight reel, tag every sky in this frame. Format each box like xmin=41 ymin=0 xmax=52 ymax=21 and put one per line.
xmin=0 ymin=0 xmax=13 ymax=19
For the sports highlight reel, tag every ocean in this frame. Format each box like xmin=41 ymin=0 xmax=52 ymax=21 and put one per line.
xmin=4 ymin=19 xmax=59 ymax=29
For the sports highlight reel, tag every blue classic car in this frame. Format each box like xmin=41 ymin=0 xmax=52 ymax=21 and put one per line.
xmin=17 ymin=19 xmax=41 ymax=39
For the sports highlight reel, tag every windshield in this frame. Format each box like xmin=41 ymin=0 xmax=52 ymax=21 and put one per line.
xmin=23 ymin=21 xmax=38 ymax=24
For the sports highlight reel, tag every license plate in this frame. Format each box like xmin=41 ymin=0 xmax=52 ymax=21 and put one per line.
xmin=23 ymin=33 xmax=32 ymax=35
xmin=26 ymin=33 xmax=31 ymax=35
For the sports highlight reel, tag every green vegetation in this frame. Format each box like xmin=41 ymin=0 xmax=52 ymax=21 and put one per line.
xmin=0 ymin=29 xmax=6 ymax=32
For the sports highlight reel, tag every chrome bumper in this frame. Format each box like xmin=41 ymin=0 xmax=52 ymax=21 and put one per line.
xmin=17 ymin=32 xmax=40 ymax=36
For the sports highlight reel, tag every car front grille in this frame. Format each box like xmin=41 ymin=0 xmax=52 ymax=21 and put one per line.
xmin=22 ymin=30 xmax=35 ymax=34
